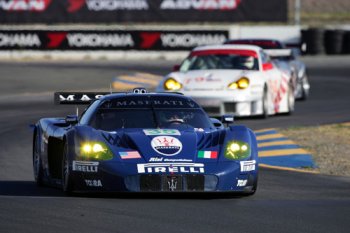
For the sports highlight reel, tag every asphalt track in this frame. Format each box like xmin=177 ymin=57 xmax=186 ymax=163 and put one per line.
xmin=0 ymin=56 xmax=350 ymax=233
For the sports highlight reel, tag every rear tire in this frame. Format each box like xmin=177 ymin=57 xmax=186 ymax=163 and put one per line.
xmin=285 ymin=82 xmax=295 ymax=115
xmin=300 ymin=74 xmax=310 ymax=101
xmin=33 ymin=131 xmax=44 ymax=186
xmin=62 ymin=142 xmax=74 ymax=195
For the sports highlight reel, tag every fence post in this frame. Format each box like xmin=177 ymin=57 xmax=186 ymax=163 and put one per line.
xmin=295 ymin=0 xmax=301 ymax=25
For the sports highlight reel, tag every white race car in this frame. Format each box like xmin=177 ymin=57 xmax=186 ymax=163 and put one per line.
xmin=157 ymin=45 xmax=295 ymax=117
xmin=225 ymin=39 xmax=310 ymax=100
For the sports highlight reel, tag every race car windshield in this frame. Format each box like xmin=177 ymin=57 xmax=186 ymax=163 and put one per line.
xmin=180 ymin=53 xmax=259 ymax=71
xmin=90 ymin=108 xmax=213 ymax=131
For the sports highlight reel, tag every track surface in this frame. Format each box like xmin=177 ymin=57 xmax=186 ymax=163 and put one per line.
xmin=0 ymin=57 xmax=350 ymax=233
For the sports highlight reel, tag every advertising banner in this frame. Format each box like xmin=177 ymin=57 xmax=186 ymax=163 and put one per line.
xmin=0 ymin=30 xmax=229 ymax=50
xmin=0 ymin=0 xmax=287 ymax=23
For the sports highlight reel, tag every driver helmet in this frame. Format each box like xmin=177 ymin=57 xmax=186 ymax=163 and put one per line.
xmin=161 ymin=112 xmax=185 ymax=124
xmin=239 ymin=56 xmax=255 ymax=69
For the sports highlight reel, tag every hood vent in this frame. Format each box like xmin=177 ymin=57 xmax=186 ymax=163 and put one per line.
xmin=102 ymin=132 xmax=137 ymax=149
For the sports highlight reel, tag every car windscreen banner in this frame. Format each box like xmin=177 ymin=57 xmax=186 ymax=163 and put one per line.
xmin=0 ymin=30 xmax=229 ymax=50
xmin=0 ymin=0 xmax=287 ymax=23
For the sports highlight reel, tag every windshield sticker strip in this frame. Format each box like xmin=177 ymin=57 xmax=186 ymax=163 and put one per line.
xmin=144 ymin=129 xmax=181 ymax=136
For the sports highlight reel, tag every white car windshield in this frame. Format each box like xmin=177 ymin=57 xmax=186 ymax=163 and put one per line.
xmin=180 ymin=53 xmax=259 ymax=72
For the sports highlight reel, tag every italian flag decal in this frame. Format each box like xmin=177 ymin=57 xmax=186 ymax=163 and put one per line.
xmin=198 ymin=151 xmax=218 ymax=159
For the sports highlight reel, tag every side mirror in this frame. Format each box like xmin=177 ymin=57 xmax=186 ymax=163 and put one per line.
xmin=262 ymin=62 xmax=274 ymax=71
xmin=210 ymin=118 xmax=224 ymax=129
xmin=173 ymin=65 xmax=180 ymax=72
xmin=65 ymin=115 xmax=78 ymax=125
xmin=221 ymin=115 xmax=234 ymax=126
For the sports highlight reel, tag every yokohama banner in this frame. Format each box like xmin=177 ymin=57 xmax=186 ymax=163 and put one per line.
xmin=0 ymin=30 xmax=229 ymax=50
xmin=0 ymin=0 xmax=287 ymax=23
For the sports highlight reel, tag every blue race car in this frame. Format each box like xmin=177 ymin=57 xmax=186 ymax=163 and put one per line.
xmin=33 ymin=88 xmax=258 ymax=195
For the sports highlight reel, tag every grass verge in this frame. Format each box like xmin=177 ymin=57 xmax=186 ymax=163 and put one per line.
xmin=279 ymin=123 xmax=350 ymax=176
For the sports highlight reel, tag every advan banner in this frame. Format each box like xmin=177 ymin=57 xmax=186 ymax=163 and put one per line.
xmin=0 ymin=0 xmax=287 ymax=23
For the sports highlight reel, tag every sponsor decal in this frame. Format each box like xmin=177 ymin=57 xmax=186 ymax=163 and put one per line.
xmin=58 ymin=93 xmax=106 ymax=103
xmin=273 ymin=76 xmax=289 ymax=113
xmin=149 ymin=157 xmax=192 ymax=162
xmin=149 ymin=157 xmax=163 ymax=162
xmin=167 ymin=176 xmax=178 ymax=191
xmin=144 ymin=129 xmax=180 ymax=136
xmin=119 ymin=151 xmax=141 ymax=159
xmin=67 ymin=33 xmax=134 ymax=48
xmin=0 ymin=0 xmax=52 ymax=12
xmin=185 ymin=75 xmax=221 ymax=84
xmin=139 ymin=31 xmax=229 ymax=50
xmin=85 ymin=179 xmax=103 ymax=187
xmin=194 ymin=128 xmax=204 ymax=132
xmin=46 ymin=32 xmax=67 ymax=49
xmin=67 ymin=0 xmax=85 ymax=13
xmin=72 ymin=161 xmax=99 ymax=173
xmin=86 ymin=0 xmax=149 ymax=11
xmin=237 ymin=179 xmax=247 ymax=187
xmin=197 ymin=151 xmax=218 ymax=159
xmin=240 ymin=160 xmax=256 ymax=172
xmin=140 ymin=32 xmax=161 ymax=49
xmin=160 ymin=33 xmax=227 ymax=48
xmin=114 ymin=100 xmax=185 ymax=107
xmin=0 ymin=33 xmax=41 ymax=47
xmin=186 ymin=101 xmax=196 ymax=108
xmin=68 ymin=0 xmax=149 ymax=13
xmin=137 ymin=163 xmax=204 ymax=174
xmin=160 ymin=0 xmax=241 ymax=10
xmin=151 ymin=136 xmax=182 ymax=156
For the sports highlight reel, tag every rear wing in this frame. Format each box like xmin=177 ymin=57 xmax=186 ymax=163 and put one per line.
xmin=54 ymin=92 xmax=110 ymax=105
xmin=265 ymin=49 xmax=292 ymax=58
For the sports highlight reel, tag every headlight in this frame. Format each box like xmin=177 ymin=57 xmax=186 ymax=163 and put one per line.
xmin=225 ymin=141 xmax=250 ymax=160
xmin=228 ymin=77 xmax=250 ymax=90
xmin=80 ymin=142 xmax=113 ymax=160
xmin=164 ymin=78 xmax=182 ymax=91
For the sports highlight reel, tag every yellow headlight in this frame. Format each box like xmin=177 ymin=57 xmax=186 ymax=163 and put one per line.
xmin=93 ymin=143 xmax=104 ymax=153
xmin=230 ymin=143 xmax=241 ymax=152
xmin=241 ymin=145 xmax=248 ymax=151
xmin=237 ymin=78 xmax=250 ymax=89
xmin=80 ymin=142 xmax=113 ymax=161
xmin=164 ymin=78 xmax=182 ymax=91
xmin=228 ymin=82 xmax=238 ymax=89
xmin=225 ymin=141 xmax=250 ymax=160
xmin=228 ymin=77 xmax=250 ymax=90
xmin=82 ymin=144 xmax=92 ymax=153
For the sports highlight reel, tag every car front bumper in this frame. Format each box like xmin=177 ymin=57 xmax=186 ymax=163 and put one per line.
xmin=70 ymin=161 xmax=258 ymax=193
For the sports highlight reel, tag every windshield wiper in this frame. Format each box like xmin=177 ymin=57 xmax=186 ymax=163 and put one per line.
xmin=121 ymin=119 xmax=126 ymax=129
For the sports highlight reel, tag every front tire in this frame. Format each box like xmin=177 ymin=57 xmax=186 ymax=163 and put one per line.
xmin=243 ymin=174 xmax=258 ymax=196
xmin=33 ymin=130 xmax=44 ymax=186
xmin=62 ymin=142 xmax=74 ymax=195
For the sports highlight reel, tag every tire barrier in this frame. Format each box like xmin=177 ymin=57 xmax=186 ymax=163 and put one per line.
xmin=343 ymin=31 xmax=350 ymax=54
xmin=324 ymin=30 xmax=344 ymax=55
xmin=301 ymin=28 xmax=325 ymax=55
xmin=302 ymin=28 xmax=350 ymax=55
